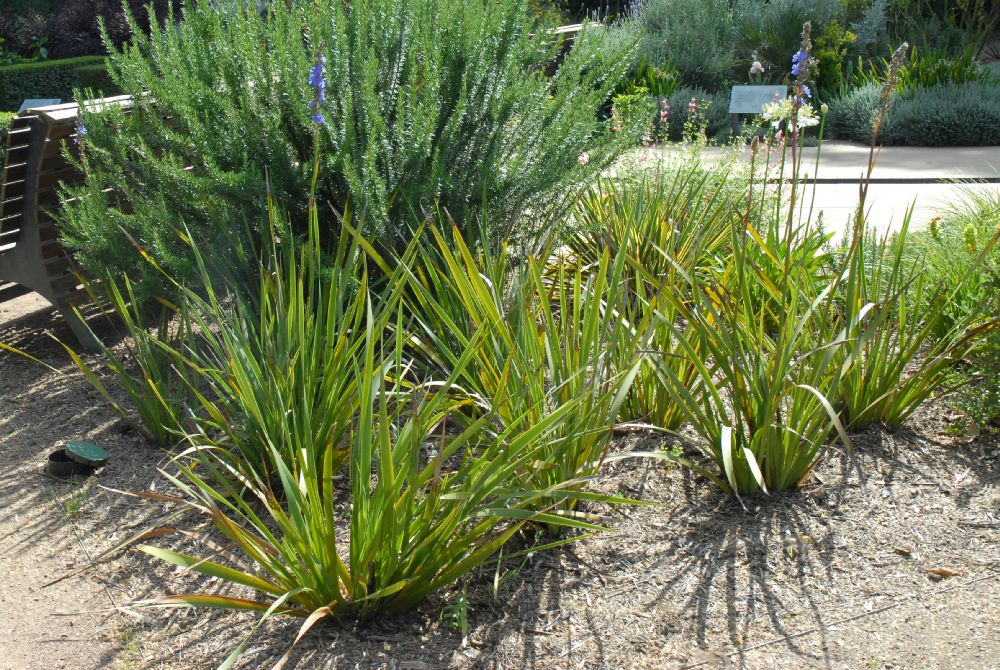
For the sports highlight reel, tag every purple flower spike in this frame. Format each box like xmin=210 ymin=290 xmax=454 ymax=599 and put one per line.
xmin=308 ymin=62 xmax=325 ymax=88
xmin=308 ymin=53 xmax=328 ymax=123
xmin=790 ymin=49 xmax=809 ymax=77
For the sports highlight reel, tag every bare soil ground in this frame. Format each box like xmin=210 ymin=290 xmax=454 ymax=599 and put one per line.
xmin=1 ymin=293 xmax=998 ymax=670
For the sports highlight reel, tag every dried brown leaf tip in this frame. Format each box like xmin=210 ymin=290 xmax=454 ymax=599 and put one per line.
xmin=924 ymin=567 xmax=962 ymax=579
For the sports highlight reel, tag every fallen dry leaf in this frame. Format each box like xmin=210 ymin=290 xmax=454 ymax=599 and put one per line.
xmin=924 ymin=568 xmax=962 ymax=578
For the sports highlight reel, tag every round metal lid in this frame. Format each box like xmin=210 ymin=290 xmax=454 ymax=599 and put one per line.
xmin=64 ymin=440 xmax=109 ymax=468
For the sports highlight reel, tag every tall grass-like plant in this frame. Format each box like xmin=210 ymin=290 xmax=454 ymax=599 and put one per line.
xmin=650 ymin=213 xmax=851 ymax=495
xmin=569 ymin=171 xmax=735 ymax=429
xmin=911 ymin=188 xmax=1000 ymax=340
xmin=60 ymin=0 xmax=639 ymax=299
xmin=65 ymin=194 xmax=412 ymax=478
xmin=58 ymin=280 xmax=196 ymax=448
xmin=640 ymin=31 xmax=852 ymax=495
xmin=162 ymin=202 xmax=398 ymax=478
xmin=130 ymin=212 xmax=614 ymax=666
xmin=138 ymin=317 xmax=604 ymax=666
xmin=836 ymin=207 xmax=1000 ymax=430
xmin=833 ymin=42 xmax=1000 ymax=430
xmin=395 ymin=224 xmax=639 ymax=523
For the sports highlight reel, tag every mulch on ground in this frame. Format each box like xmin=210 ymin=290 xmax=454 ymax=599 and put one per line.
xmin=1 ymin=296 xmax=997 ymax=670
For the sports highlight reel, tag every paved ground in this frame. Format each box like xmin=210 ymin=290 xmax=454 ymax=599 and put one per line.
xmin=779 ymin=141 xmax=1000 ymax=182
xmin=648 ymin=140 xmax=1000 ymax=236
xmin=797 ymin=181 xmax=999 ymax=236
xmin=685 ymin=141 xmax=1000 ymax=182
xmin=761 ymin=141 xmax=999 ymax=236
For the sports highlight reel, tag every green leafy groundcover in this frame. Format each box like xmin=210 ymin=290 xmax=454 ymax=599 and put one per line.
xmin=0 ymin=56 xmax=118 ymax=112
xmin=831 ymin=81 xmax=1000 ymax=146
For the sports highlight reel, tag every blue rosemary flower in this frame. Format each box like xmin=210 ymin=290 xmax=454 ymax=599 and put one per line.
xmin=73 ymin=123 xmax=87 ymax=144
xmin=308 ymin=54 xmax=327 ymax=125
xmin=308 ymin=55 xmax=327 ymax=88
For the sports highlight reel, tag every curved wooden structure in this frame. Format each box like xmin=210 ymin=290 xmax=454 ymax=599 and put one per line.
xmin=0 ymin=96 xmax=130 ymax=348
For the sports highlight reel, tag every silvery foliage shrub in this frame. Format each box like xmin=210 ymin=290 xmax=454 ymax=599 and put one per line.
xmin=60 ymin=0 xmax=637 ymax=298
xmin=827 ymin=83 xmax=881 ymax=140
xmin=635 ymin=0 xmax=736 ymax=91
xmin=831 ymin=81 xmax=1000 ymax=146
xmin=637 ymin=0 xmax=887 ymax=92
xmin=850 ymin=0 xmax=889 ymax=57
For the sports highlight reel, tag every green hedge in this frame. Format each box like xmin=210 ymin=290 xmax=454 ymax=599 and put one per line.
xmin=830 ymin=81 xmax=1000 ymax=146
xmin=0 ymin=111 xmax=15 ymax=165
xmin=0 ymin=56 xmax=118 ymax=112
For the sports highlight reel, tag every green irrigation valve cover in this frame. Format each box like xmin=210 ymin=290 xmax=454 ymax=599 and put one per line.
xmin=64 ymin=440 xmax=109 ymax=468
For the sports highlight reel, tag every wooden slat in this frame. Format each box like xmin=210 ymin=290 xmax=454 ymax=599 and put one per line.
xmin=43 ymin=256 xmax=71 ymax=274
xmin=0 ymin=207 xmax=21 ymax=222
xmin=5 ymin=124 xmax=32 ymax=136
xmin=0 ymin=196 xmax=24 ymax=216
xmin=39 ymin=224 xmax=59 ymax=241
xmin=52 ymin=275 xmax=85 ymax=297
xmin=47 ymin=124 xmax=77 ymax=140
xmin=3 ymin=181 xmax=25 ymax=199
xmin=37 ymin=189 xmax=61 ymax=207
xmin=0 ymin=210 xmax=21 ymax=226
xmin=8 ymin=115 xmax=36 ymax=129
xmin=2 ymin=147 xmax=29 ymax=166
xmin=2 ymin=162 xmax=27 ymax=183
xmin=41 ymin=240 xmax=65 ymax=259
xmin=38 ymin=154 xmax=73 ymax=174
xmin=42 ymin=140 xmax=71 ymax=158
xmin=38 ymin=166 xmax=79 ymax=190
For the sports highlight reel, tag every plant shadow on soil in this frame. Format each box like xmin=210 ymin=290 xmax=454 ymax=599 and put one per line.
xmin=0 ymin=297 xmax=180 ymax=669
xmin=3 ymin=296 xmax=998 ymax=669
xmin=1 ymin=302 xmax=121 ymax=549
xmin=199 ymin=421 xmax=997 ymax=669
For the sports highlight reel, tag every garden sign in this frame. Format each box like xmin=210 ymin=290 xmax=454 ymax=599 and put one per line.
xmin=18 ymin=99 xmax=61 ymax=113
xmin=728 ymin=85 xmax=787 ymax=114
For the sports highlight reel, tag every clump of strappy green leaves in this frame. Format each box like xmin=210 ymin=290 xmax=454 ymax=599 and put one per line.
xmin=565 ymin=127 xmax=996 ymax=495
xmin=64 ymin=186 xmax=645 ymax=666
xmin=53 ymin=43 xmax=999 ymax=670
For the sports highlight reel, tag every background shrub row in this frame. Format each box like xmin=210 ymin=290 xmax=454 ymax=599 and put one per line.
xmin=0 ymin=56 xmax=118 ymax=112
xmin=0 ymin=0 xmax=180 ymax=60
xmin=830 ymin=81 xmax=1000 ymax=146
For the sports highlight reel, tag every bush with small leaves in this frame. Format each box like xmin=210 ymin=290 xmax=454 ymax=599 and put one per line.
xmin=60 ymin=0 xmax=638 ymax=301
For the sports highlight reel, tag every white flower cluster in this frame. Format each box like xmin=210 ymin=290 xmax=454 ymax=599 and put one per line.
xmin=761 ymin=96 xmax=819 ymax=131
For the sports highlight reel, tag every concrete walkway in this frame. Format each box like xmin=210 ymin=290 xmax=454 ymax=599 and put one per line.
xmin=764 ymin=141 xmax=1000 ymax=182
xmin=647 ymin=141 xmax=1000 ymax=236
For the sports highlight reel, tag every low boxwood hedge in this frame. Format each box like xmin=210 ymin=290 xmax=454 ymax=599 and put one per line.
xmin=0 ymin=56 xmax=118 ymax=112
